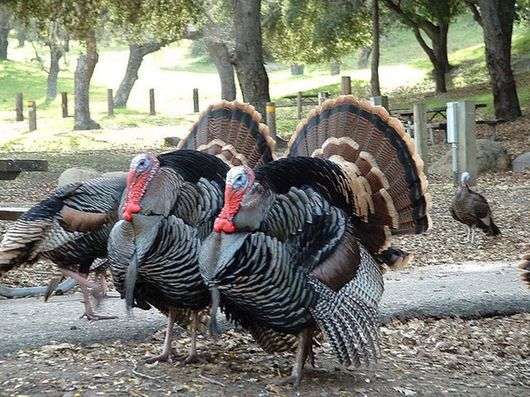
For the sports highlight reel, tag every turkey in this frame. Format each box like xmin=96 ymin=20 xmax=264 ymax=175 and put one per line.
xmin=99 ymin=101 xmax=276 ymax=363
xmin=450 ymin=172 xmax=500 ymax=243
xmin=518 ymin=253 xmax=530 ymax=287
xmin=199 ymin=96 xmax=431 ymax=387
xmin=0 ymin=175 xmax=126 ymax=320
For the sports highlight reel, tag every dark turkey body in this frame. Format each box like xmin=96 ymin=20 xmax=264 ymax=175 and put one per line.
xmin=109 ymin=216 xmax=210 ymax=313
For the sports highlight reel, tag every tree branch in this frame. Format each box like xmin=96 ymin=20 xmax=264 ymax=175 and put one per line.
xmin=464 ymin=0 xmax=483 ymax=27
xmin=381 ymin=0 xmax=438 ymax=38
xmin=412 ymin=26 xmax=437 ymax=68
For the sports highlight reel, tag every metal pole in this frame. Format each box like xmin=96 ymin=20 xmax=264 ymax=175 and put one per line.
xmin=15 ymin=93 xmax=24 ymax=121
xmin=370 ymin=95 xmax=389 ymax=111
xmin=266 ymin=102 xmax=277 ymax=139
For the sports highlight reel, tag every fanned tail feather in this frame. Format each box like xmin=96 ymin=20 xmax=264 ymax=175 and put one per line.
xmin=309 ymin=246 xmax=383 ymax=367
xmin=288 ymin=96 xmax=431 ymax=253
xmin=178 ymin=101 xmax=275 ymax=168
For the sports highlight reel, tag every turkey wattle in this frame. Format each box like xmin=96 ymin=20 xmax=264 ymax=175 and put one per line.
xmin=199 ymin=96 xmax=431 ymax=387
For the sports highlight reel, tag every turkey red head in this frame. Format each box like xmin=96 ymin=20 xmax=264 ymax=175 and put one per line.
xmin=122 ymin=153 xmax=160 ymax=222
xmin=214 ymin=166 xmax=270 ymax=233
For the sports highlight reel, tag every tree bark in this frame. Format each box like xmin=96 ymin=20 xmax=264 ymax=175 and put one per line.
xmin=16 ymin=27 xmax=26 ymax=48
xmin=232 ymin=0 xmax=270 ymax=117
xmin=477 ymin=0 xmax=521 ymax=120
xmin=46 ymin=44 xmax=63 ymax=101
xmin=74 ymin=31 xmax=100 ymax=130
xmin=205 ymin=39 xmax=236 ymax=101
xmin=114 ymin=42 xmax=163 ymax=108
xmin=370 ymin=0 xmax=381 ymax=96
xmin=0 ymin=4 xmax=11 ymax=60
xmin=357 ymin=47 xmax=372 ymax=68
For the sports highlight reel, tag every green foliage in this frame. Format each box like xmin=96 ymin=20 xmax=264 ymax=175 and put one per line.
xmin=263 ymin=0 xmax=370 ymax=64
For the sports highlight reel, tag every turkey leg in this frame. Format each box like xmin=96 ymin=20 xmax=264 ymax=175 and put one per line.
xmin=56 ymin=269 xmax=116 ymax=321
xmin=274 ymin=327 xmax=313 ymax=389
xmin=184 ymin=311 xmax=199 ymax=364
xmin=146 ymin=308 xmax=177 ymax=363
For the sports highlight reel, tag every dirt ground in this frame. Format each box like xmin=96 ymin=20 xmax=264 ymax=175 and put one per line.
xmin=0 ymin=314 xmax=528 ymax=396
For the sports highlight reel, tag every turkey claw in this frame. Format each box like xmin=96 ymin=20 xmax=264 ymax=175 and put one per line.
xmin=80 ymin=312 xmax=117 ymax=322
xmin=145 ymin=349 xmax=176 ymax=364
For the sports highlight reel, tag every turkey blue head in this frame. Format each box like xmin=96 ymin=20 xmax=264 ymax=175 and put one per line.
xmin=214 ymin=166 xmax=269 ymax=233
xmin=123 ymin=153 xmax=160 ymax=222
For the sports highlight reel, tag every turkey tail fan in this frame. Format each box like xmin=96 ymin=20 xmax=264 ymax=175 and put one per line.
xmin=178 ymin=101 xmax=275 ymax=168
xmin=287 ymin=96 xmax=431 ymax=253
xmin=309 ymin=246 xmax=384 ymax=368
xmin=518 ymin=254 xmax=530 ymax=287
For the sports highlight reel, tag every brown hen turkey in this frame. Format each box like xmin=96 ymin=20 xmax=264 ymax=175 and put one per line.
xmin=450 ymin=172 xmax=500 ymax=243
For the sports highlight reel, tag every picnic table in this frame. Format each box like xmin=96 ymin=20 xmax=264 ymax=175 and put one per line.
xmin=392 ymin=103 xmax=487 ymax=125
xmin=276 ymin=92 xmax=328 ymax=108
xmin=0 ymin=159 xmax=48 ymax=220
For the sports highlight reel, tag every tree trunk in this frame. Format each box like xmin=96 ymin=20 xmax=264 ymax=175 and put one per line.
xmin=114 ymin=42 xmax=163 ymax=108
xmin=74 ymin=31 xmax=100 ymax=130
xmin=357 ymin=47 xmax=372 ymax=68
xmin=46 ymin=44 xmax=63 ymax=101
xmin=232 ymin=0 xmax=270 ymax=117
xmin=0 ymin=4 xmax=11 ymax=60
xmin=16 ymin=27 xmax=26 ymax=48
xmin=478 ymin=0 xmax=521 ymax=120
xmin=370 ymin=0 xmax=381 ymax=96
xmin=205 ymin=39 xmax=236 ymax=101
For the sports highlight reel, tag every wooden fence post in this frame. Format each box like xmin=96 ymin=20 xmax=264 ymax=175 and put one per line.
xmin=15 ymin=93 xmax=24 ymax=121
xmin=413 ymin=102 xmax=428 ymax=169
xmin=107 ymin=89 xmax=114 ymax=116
xmin=193 ymin=88 xmax=199 ymax=113
xmin=61 ymin=92 xmax=68 ymax=118
xmin=28 ymin=101 xmax=37 ymax=131
xmin=447 ymin=101 xmax=477 ymax=185
xmin=370 ymin=95 xmax=389 ymax=110
xmin=266 ymin=102 xmax=277 ymax=139
xmin=149 ymin=88 xmax=156 ymax=115
xmin=318 ymin=92 xmax=327 ymax=106
xmin=340 ymin=76 xmax=351 ymax=95
xmin=296 ymin=91 xmax=303 ymax=120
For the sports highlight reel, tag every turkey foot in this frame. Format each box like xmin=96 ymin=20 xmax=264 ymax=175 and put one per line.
xmin=145 ymin=348 xmax=177 ymax=364
xmin=80 ymin=311 xmax=118 ymax=321
xmin=273 ymin=327 xmax=313 ymax=389
xmin=147 ymin=308 xmax=177 ymax=364
xmin=183 ymin=311 xmax=201 ymax=364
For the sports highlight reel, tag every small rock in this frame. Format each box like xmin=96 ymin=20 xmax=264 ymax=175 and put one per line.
xmin=58 ymin=168 xmax=101 ymax=187
xmin=512 ymin=151 xmax=530 ymax=173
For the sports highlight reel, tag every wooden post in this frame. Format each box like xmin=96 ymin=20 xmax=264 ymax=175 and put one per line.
xmin=266 ymin=102 xmax=277 ymax=139
xmin=149 ymin=89 xmax=156 ymax=115
xmin=28 ymin=101 xmax=37 ymax=131
xmin=193 ymin=88 xmax=199 ymax=113
xmin=340 ymin=76 xmax=351 ymax=95
xmin=447 ymin=101 xmax=477 ymax=185
xmin=15 ymin=93 xmax=24 ymax=121
xmin=107 ymin=89 xmax=114 ymax=116
xmin=296 ymin=91 xmax=303 ymax=120
xmin=318 ymin=92 xmax=327 ymax=106
xmin=413 ymin=102 xmax=428 ymax=169
xmin=61 ymin=92 xmax=68 ymax=118
xmin=370 ymin=95 xmax=389 ymax=110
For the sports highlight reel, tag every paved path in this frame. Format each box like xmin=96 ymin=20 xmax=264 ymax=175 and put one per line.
xmin=0 ymin=261 xmax=528 ymax=355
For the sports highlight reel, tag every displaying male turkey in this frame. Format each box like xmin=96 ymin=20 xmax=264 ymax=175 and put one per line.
xmin=0 ymin=175 xmax=126 ymax=320
xmin=450 ymin=172 xmax=500 ymax=243
xmin=199 ymin=96 xmax=431 ymax=387
xmin=98 ymin=101 xmax=276 ymax=363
